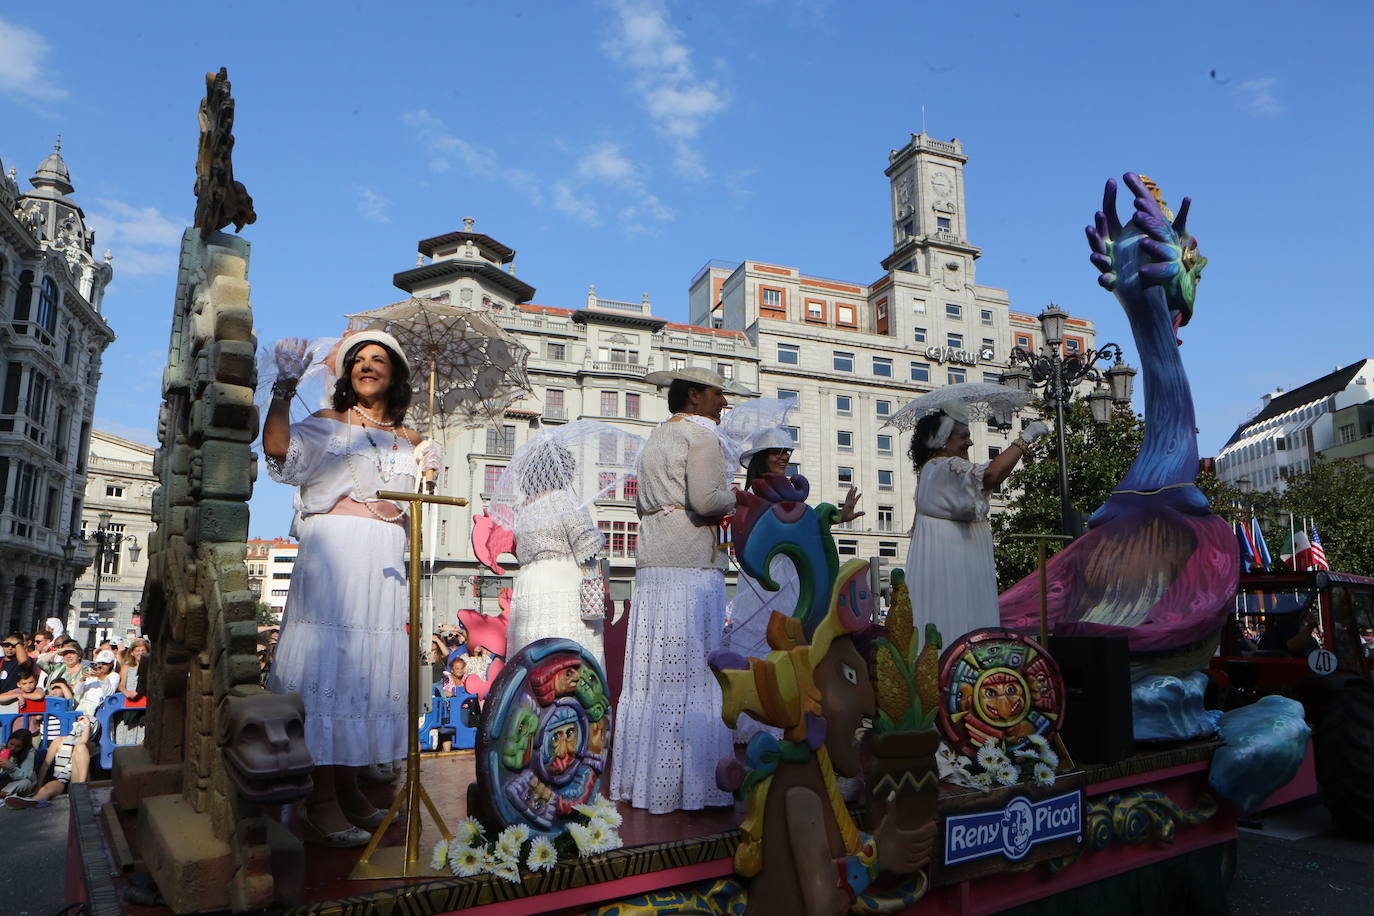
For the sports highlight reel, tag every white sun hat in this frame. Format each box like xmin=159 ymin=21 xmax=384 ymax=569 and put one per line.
xmin=332 ymin=330 xmax=411 ymax=377
xmin=738 ymin=426 xmax=797 ymax=468
xmin=642 ymin=365 xmax=757 ymax=397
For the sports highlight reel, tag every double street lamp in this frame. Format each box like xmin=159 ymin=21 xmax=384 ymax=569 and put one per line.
xmin=999 ymin=304 xmax=1137 ymax=537
xmin=80 ymin=511 xmax=141 ymax=651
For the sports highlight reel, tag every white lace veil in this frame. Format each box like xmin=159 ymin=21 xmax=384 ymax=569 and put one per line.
xmin=487 ymin=420 xmax=645 ymax=530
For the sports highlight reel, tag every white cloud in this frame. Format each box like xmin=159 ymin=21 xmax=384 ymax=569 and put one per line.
xmin=356 ymin=187 xmax=391 ymax=224
xmin=1235 ymin=78 xmax=1282 ymax=117
xmin=602 ymin=0 xmax=729 ymax=177
xmin=400 ymin=109 xmax=543 ymax=205
xmin=572 ymin=142 xmax=672 ymax=232
xmin=578 ymin=143 xmax=637 ymax=183
xmin=552 ymin=182 xmax=600 ymax=226
xmin=85 ymin=199 xmax=183 ymax=279
xmin=0 ymin=17 xmax=68 ymax=107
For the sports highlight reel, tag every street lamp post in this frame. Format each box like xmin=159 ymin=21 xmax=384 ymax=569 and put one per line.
xmin=1000 ymin=304 xmax=1136 ymax=538
xmin=84 ymin=511 xmax=140 ymax=652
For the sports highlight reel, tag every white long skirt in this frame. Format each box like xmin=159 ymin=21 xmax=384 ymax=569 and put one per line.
xmin=508 ymin=557 xmax=604 ymax=667
xmin=721 ymin=556 xmax=795 ymax=744
xmin=267 ymin=514 xmax=408 ymax=767
xmin=611 ymin=566 xmax=733 ymax=813
xmin=903 ymin=513 xmax=1000 ymax=646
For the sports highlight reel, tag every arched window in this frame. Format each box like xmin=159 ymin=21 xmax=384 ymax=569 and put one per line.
xmin=37 ymin=277 xmax=59 ymax=335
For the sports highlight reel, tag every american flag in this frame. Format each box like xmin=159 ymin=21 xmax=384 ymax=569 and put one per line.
xmin=1309 ymin=525 xmax=1330 ymax=571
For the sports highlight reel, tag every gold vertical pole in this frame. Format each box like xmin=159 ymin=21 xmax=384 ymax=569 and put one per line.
xmin=1006 ymin=533 xmax=1073 ymax=648
xmin=350 ymin=490 xmax=467 ymax=880
xmin=1038 ymin=537 xmax=1049 ymax=647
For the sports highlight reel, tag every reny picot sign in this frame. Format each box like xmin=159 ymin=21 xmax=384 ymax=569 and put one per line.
xmin=942 ymin=789 xmax=1082 ymax=866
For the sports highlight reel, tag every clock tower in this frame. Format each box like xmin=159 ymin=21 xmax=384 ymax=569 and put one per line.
xmin=880 ymin=132 xmax=982 ymax=278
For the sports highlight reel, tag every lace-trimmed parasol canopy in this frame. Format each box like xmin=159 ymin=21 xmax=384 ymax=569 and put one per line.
xmin=884 ymin=382 xmax=1032 ymax=432
xmin=717 ymin=397 xmax=801 ymax=470
xmin=486 ymin=420 xmax=645 ymax=531
xmin=346 ymin=297 xmax=534 ymax=430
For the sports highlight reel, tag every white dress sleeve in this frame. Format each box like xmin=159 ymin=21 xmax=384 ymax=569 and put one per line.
xmin=920 ymin=457 xmax=991 ymax=522
xmin=266 ymin=416 xmax=331 ymax=486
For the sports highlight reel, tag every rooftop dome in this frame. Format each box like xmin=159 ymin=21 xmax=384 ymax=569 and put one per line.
xmin=30 ymin=136 xmax=73 ymax=196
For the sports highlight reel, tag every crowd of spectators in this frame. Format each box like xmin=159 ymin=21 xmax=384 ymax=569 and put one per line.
xmin=0 ymin=618 xmax=148 ymax=810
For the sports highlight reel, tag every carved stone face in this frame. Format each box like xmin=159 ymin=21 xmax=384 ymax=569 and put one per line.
xmin=814 ymin=636 xmax=875 ymax=778
xmin=219 ymin=693 xmax=314 ymax=804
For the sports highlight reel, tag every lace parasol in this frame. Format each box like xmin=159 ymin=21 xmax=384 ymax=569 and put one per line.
xmin=884 ymin=382 xmax=1032 ymax=432
xmin=716 ymin=397 xmax=800 ymax=470
xmin=486 ymin=420 xmax=645 ymax=530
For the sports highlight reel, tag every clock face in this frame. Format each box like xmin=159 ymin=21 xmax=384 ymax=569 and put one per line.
xmin=931 ymin=171 xmax=953 ymax=197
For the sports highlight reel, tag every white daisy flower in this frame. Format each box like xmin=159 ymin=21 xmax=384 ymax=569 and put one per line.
xmin=590 ymin=795 xmax=621 ymax=822
xmin=969 ymin=771 xmax=994 ymax=791
xmin=450 ymin=843 xmax=485 ymax=878
xmin=490 ymin=853 xmax=522 ymax=884
xmin=575 ymin=802 xmax=623 ymax=828
xmin=496 ymin=824 xmax=530 ymax=861
xmin=1038 ymin=745 xmax=1060 ymax=769
xmin=976 ymin=743 xmax=1010 ymax=771
xmin=993 ymin=763 xmax=1020 ymax=787
xmin=568 ymin=822 xmax=596 ymax=856
xmin=1033 ymin=763 xmax=1056 ymax=786
xmin=526 ymin=836 xmax=558 ymax=873
xmin=454 ymin=817 xmax=485 ymax=847
xmin=1025 ymin=733 xmax=1051 ymax=754
xmin=430 ymin=838 xmax=450 ymax=872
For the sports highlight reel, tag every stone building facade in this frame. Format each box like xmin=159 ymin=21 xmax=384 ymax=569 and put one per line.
xmin=0 ymin=141 xmax=115 ymax=636
xmin=72 ymin=431 xmax=155 ymax=640
xmin=385 ymin=220 xmax=760 ymax=620
xmin=689 ymin=132 xmax=1095 ymax=568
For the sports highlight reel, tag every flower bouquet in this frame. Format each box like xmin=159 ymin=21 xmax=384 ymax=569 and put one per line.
xmin=936 ymin=734 xmax=1060 ymax=792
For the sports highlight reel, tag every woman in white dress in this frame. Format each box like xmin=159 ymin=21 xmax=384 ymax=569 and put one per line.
xmin=721 ymin=427 xmax=864 ymax=743
xmin=903 ymin=409 xmax=1047 ymax=644
xmin=262 ymin=331 xmax=440 ymax=846
xmin=612 ymin=366 xmax=753 ymax=813
xmin=506 ymin=444 xmax=606 ymax=666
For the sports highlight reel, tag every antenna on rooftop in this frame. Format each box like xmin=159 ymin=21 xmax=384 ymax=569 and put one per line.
xmin=921 ymin=105 xmax=927 ymax=134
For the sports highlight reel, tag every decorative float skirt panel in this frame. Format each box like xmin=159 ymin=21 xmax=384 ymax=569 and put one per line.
xmin=475 ymin=637 xmax=612 ymax=834
xmin=938 ymin=628 xmax=1066 ymax=757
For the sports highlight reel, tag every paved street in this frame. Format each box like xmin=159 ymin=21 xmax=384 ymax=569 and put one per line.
xmin=6 ymin=790 xmax=1370 ymax=915
xmin=0 ymin=795 xmax=73 ymax=916
xmin=1234 ymin=800 xmax=1374 ymax=915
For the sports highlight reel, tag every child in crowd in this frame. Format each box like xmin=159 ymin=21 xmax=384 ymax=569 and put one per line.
xmin=0 ymin=729 xmax=38 ymax=799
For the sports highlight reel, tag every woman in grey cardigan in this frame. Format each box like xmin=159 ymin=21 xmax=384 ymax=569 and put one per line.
xmin=610 ymin=367 xmax=753 ymax=813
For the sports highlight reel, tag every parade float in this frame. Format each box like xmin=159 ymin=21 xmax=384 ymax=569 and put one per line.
xmin=63 ymin=73 xmax=1316 ymax=916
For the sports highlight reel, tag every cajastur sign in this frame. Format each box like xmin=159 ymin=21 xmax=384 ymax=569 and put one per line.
xmin=925 ymin=344 xmax=995 ymax=366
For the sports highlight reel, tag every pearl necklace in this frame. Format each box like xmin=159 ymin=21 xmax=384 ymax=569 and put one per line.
xmin=344 ymin=408 xmax=405 ymax=523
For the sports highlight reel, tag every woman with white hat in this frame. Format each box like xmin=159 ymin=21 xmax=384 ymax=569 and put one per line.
xmin=611 ymin=366 xmax=753 ymax=813
xmin=904 ymin=408 xmax=1047 ymax=643
xmin=262 ymin=331 xmax=440 ymax=846
xmin=721 ymin=427 xmax=864 ymax=744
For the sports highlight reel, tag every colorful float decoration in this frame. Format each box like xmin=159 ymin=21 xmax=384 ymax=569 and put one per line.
xmin=475 ymin=637 xmax=612 ymax=834
xmin=937 ymin=629 xmax=1065 ymax=758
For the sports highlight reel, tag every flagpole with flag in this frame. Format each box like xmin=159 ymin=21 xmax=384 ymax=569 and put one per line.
xmin=1250 ymin=513 xmax=1273 ymax=571
xmin=1310 ymin=523 xmax=1330 ymax=571
xmin=1291 ymin=522 xmax=1313 ymax=571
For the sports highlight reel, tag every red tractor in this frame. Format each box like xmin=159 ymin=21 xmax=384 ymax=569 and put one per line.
xmin=1209 ymin=570 xmax=1374 ymax=836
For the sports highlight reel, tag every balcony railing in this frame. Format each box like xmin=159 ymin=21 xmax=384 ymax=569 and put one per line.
xmin=586 ymin=361 xmax=647 ymax=377
xmin=543 ymin=406 xmax=567 ymax=420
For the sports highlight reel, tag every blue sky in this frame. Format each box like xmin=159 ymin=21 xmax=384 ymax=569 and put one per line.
xmin=3 ymin=1 xmax=1371 ymax=539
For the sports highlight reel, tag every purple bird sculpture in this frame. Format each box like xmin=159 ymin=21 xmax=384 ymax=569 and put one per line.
xmin=999 ymin=174 xmax=1238 ymax=660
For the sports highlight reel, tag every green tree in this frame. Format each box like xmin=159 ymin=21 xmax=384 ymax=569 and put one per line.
xmin=256 ymin=600 xmax=280 ymax=627
xmin=991 ymin=398 xmax=1145 ymax=590
xmin=1280 ymin=458 xmax=1374 ymax=576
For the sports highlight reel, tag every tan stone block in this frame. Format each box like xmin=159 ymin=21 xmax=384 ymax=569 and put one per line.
xmin=137 ymin=794 xmax=232 ymax=914
xmin=111 ymin=746 xmax=182 ymax=812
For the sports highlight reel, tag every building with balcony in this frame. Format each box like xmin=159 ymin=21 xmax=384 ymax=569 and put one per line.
xmin=689 ymin=132 xmax=1096 ymax=570
xmin=1216 ymin=358 xmax=1374 ymax=493
xmin=1 ymin=141 xmax=115 ymax=636
xmin=72 ymin=431 xmax=155 ymax=641
xmin=386 ymin=221 xmax=760 ymax=622
xmin=247 ymin=537 xmax=298 ymax=613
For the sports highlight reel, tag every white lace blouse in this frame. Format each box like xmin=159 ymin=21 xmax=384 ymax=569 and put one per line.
xmin=266 ymin=415 xmax=436 ymax=519
xmin=513 ymin=491 xmax=603 ymax=566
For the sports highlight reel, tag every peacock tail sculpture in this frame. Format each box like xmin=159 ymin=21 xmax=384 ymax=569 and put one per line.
xmin=999 ymin=173 xmax=1239 ymax=678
